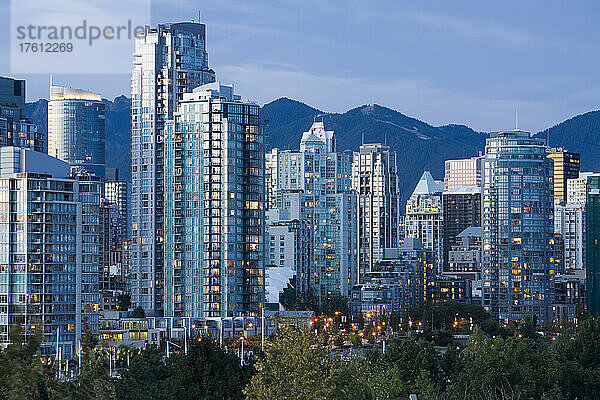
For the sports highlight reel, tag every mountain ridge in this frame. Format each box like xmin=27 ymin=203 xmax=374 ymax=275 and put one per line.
xmin=25 ymin=96 xmax=600 ymax=204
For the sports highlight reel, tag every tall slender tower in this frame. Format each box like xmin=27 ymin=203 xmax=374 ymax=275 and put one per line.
xmin=351 ymin=143 xmax=400 ymax=282
xmin=586 ymin=176 xmax=600 ymax=314
xmin=481 ymin=130 xmax=554 ymax=324
xmin=48 ymin=84 xmax=105 ymax=178
xmin=404 ymin=171 xmax=444 ymax=272
xmin=130 ymin=22 xmax=216 ymax=315
xmin=270 ymin=122 xmax=358 ymax=300
xmin=547 ymin=149 xmax=580 ymax=202
xmin=164 ymin=83 xmax=264 ymax=318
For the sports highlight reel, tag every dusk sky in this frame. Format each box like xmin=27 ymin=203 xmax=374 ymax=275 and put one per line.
xmin=1 ymin=0 xmax=599 ymax=133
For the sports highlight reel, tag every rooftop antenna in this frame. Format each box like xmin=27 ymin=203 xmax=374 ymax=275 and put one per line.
xmin=515 ymin=109 xmax=518 ymax=130
xmin=49 ymin=73 xmax=53 ymax=88
xmin=198 ymin=10 xmax=201 ymax=23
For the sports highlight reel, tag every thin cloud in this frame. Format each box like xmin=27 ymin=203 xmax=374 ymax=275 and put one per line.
xmin=411 ymin=11 xmax=537 ymax=47
xmin=217 ymin=62 xmax=596 ymax=133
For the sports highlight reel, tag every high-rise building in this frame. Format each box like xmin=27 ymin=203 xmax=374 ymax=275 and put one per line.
xmin=352 ymin=143 xmax=400 ymax=283
xmin=547 ymin=149 xmax=580 ymax=202
xmin=351 ymin=240 xmax=433 ymax=321
xmin=0 ymin=76 xmax=44 ymax=152
xmin=0 ymin=147 xmax=99 ymax=359
xmin=104 ymin=168 xmax=129 ymax=244
xmin=99 ymin=200 xmax=120 ymax=292
xmin=481 ymin=130 xmax=554 ymax=324
xmin=404 ymin=171 xmax=443 ymax=272
xmin=75 ymin=173 xmax=102 ymax=336
xmin=442 ymin=186 xmax=481 ymax=269
xmin=446 ymin=227 xmax=482 ymax=300
xmin=130 ymin=22 xmax=216 ymax=315
xmin=0 ymin=76 xmax=25 ymax=117
xmin=554 ymin=201 xmax=586 ymax=271
xmin=48 ymin=84 xmax=105 ymax=178
xmin=266 ymin=209 xmax=312 ymax=295
xmin=551 ymin=270 xmax=585 ymax=323
xmin=163 ymin=83 xmax=264 ymax=318
xmin=567 ymin=172 xmax=600 ymax=204
xmin=586 ymin=175 xmax=600 ymax=314
xmin=265 ymin=148 xmax=279 ymax=210
xmin=271 ymin=121 xmax=358 ymax=300
xmin=394 ymin=238 xmax=435 ymax=306
xmin=443 ymin=156 xmax=481 ymax=191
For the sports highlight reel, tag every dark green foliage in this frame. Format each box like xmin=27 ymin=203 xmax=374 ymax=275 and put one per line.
xmin=169 ymin=337 xmax=254 ymax=400
xmin=538 ymin=110 xmax=600 ymax=171
xmin=280 ymin=282 xmax=350 ymax=318
xmin=117 ymin=293 xmax=131 ymax=311
xmin=279 ymin=277 xmax=319 ymax=313
xmin=544 ymin=317 xmax=600 ymax=399
xmin=320 ymin=294 xmax=350 ymax=317
xmin=130 ymin=306 xmax=145 ymax=318
xmin=409 ymin=301 xmax=490 ymax=331
xmin=244 ymin=327 xmax=361 ymax=400
xmin=115 ymin=347 xmax=171 ymax=400
xmin=3 ymin=316 xmax=600 ymax=399
xmin=0 ymin=325 xmax=48 ymax=400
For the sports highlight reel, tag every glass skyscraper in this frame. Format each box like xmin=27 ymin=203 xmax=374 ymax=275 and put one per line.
xmin=404 ymin=171 xmax=444 ymax=273
xmin=0 ymin=147 xmax=99 ymax=359
xmin=351 ymin=143 xmax=400 ymax=283
xmin=0 ymin=76 xmax=44 ymax=152
xmin=130 ymin=23 xmax=216 ymax=315
xmin=586 ymin=176 xmax=600 ymax=314
xmin=481 ymin=130 xmax=554 ymax=324
xmin=270 ymin=122 xmax=358 ymax=300
xmin=164 ymin=83 xmax=264 ymax=318
xmin=48 ymin=84 xmax=105 ymax=178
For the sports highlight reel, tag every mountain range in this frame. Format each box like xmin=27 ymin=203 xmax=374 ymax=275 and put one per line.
xmin=25 ymin=97 xmax=600 ymax=204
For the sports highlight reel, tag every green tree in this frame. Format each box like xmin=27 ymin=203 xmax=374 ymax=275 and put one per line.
xmin=115 ymin=347 xmax=171 ymax=400
xmin=0 ymin=325 xmax=49 ymax=400
xmin=131 ymin=306 xmax=146 ymax=318
xmin=117 ymin=293 xmax=131 ymax=311
xmin=169 ymin=336 xmax=252 ymax=400
xmin=321 ymin=294 xmax=350 ymax=317
xmin=71 ymin=330 xmax=116 ymax=400
xmin=545 ymin=317 xmax=600 ymax=399
xmin=448 ymin=326 xmax=550 ymax=400
xmin=244 ymin=327 xmax=351 ymax=400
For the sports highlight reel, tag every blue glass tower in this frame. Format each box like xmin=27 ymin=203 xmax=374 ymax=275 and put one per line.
xmin=481 ymin=130 xmax=554 ymax=324
xmin=48 ymin=85 xmax=105 ymax=178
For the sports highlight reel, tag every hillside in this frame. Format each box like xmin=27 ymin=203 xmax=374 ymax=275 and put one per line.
xmin=537 ymin=110 xmax=600 ymax=171
xmin=25 ymin=95 xmax=600 ymax=206
xmin=262 ymin=98 xmax=486 ymax=203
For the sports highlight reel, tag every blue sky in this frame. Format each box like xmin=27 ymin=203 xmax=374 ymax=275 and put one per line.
xmin=1 ymin=0 xmax=599 ymax=132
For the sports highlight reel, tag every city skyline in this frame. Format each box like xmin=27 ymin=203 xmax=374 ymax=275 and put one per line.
xmin=1 ymin=1 xmax=600 ymax=134
xmin=0 ymin=10 xmax=600 ymax=400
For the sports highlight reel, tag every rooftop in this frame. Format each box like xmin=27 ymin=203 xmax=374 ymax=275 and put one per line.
xmin=411 ymin=171 xmax=441 ymax=196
